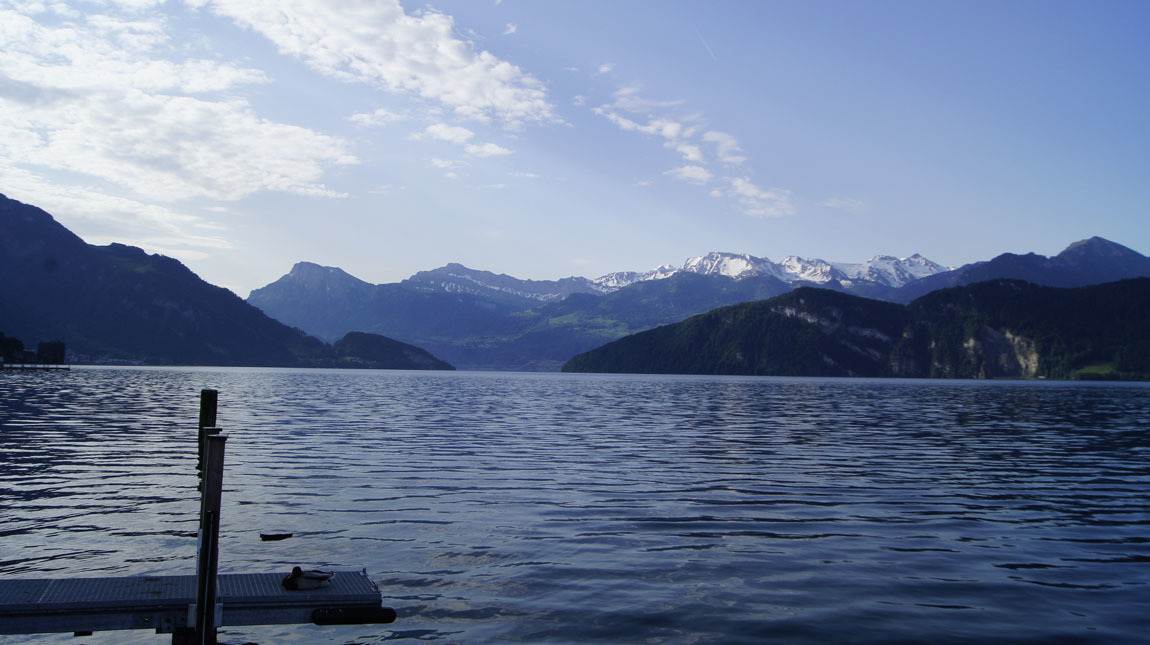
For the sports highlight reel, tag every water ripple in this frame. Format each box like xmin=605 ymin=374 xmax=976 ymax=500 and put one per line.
xmin=1 ymin=369 xmax=1148 ymax=643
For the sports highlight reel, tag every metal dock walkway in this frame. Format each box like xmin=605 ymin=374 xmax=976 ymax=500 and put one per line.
xmin=0 ymin=571 xmax=395 ymax=637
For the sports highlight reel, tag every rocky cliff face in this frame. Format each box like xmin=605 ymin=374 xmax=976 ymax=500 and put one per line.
xmin=962 ymin=327 xmax=1040 ymax=378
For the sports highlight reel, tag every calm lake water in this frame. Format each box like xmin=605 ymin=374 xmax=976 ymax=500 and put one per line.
xmin=1 ymin=367 xmax=1148 ymax=643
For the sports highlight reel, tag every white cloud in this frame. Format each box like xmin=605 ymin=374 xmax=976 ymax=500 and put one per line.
xmin=0 ymin=9 xmax=355 ymax=203
xmin=509 ymin=170 xmax=540 ymax=178
xmin=607 ymin=84 xmax=685 ymax=112
xmin=413 ymin=123 xmax=510 ymax=157
xmin=665 ymin=165 xmax=712 ymax=184
xmin=409 ymin=123 xmax=508 ymax=157
xmin=590 ymin=85 xmax=787 ymax=216
xmin=430 ymin=157 xmax=466 ymax=169
xmin=349 ymin=107 xmax=406 ymax=126
xmin=191 ymin=0 xmax=557 ymax=126
xmin=703 ymin=130 xmax=746 ymax=165
xmin=0 ymin=163 xmax=233 ymax=257
xmin=466 ymin=142 xmax=512 ymax=157
xmin=503 ymin=23 xmax=517 ymax=35
xmin=667 ymin=141 xmax=704 ymax=162
xmin=414 ymin=123 xmax=475 ymax=144
xmin=596 ymin=62 xmax=615 ymax=75
xmin=1 ymin=9 xmax=268 ymax=94
xmin=592 ymin=109 xmax=687 ymax=141
xmin=727 ymin=177 xmax=794 ymax=217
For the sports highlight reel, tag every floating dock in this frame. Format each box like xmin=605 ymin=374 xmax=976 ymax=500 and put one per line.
xmin=0 ymin=571 xmax=395 ymax=638
xmin=0 ymin=389 xmax=395 ymax=643
xmin=0 ymin=363 xmax=70 ymax=371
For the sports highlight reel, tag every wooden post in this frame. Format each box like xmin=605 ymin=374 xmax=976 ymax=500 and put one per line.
xmin=195 ymin=433 xmax=226 ymax=645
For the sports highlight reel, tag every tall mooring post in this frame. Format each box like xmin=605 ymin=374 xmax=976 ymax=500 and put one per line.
xmin=176 ymin=389 xmax=225 ymax=645
xmin=197 ymin=389 xmax=218 ymax=475
xmin=195 ymin=433 xmax=226 ymax=644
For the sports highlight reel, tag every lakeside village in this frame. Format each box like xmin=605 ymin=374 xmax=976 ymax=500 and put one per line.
xmin=0 ymin=332 xmax=67 ymax=370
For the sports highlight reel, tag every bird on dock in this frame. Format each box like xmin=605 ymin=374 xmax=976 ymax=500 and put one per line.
xmin=282 ymin=566 xmax=334 ymax=590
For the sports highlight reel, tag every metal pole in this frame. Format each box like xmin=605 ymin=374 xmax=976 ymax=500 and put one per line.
xmin=195 ymin=433 xmax=226 ymax=645
xmin=197 ymin=389 xmax=218 ymax=474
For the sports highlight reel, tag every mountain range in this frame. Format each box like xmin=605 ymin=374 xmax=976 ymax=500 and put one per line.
xmin=0 ymin=193 xmax=451 ymax=369
xmin=249 ymin=237 xmax=1150 ymax=370
xmin=391 ymin=251 xmax=953 ymax=303
xmin=4 ymin=190 xmax=1148 ymax=373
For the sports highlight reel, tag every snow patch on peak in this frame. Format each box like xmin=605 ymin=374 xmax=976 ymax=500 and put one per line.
xmin=592 ymin=250 xmax=949 ymax=292
xmin=780 ymin=256 xmax=842 ymax=283
xmin=682 ymin=252 xmax=775 ymax=279
xmin=830 ymin=254 xmax=950 ymax=287
xmin=593 ymin=264 xmax=679 ymax=290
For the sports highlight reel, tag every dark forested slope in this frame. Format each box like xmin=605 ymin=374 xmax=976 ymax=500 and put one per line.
xmin=564 ymin=280 xmax=1150 ymax=380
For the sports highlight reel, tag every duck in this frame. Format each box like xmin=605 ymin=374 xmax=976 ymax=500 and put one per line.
xmin=282 ymin=566 xmax=335 ymax=590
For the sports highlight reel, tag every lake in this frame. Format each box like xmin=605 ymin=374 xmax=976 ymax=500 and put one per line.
xmin=1 ymin=367 xmax=1148 ymax=643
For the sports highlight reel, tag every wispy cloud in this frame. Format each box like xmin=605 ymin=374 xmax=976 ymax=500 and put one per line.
xmin=665 ymin=165 xmax=712 ymax=184
xmin=466 ymin=142 xmax=513 ymax=157
xmin=349 ymin=107 xmax=407 ymax=126
xmin=727 ymin=178 xmax=794 ymax=217
xmin=412 ymin=123 xmax=512 ymax=157
xmin=503 ymin=23 xmax=517 ymax=35
xmin=430 ymin=157 xmax=467 ymax=169
xmin=696 ymin=30 xmax=718 ymax=62
xmin=191 ymin=0 xmax=557 ymax=126
xmin=702 ymin=131 xmax=746 ymax=165
xmin=414 ymin=123 xmax=476 ymax=144
xmin=590 ymin=84 xmax=789 ymax=217
xmin=667 ymin=141 xmax=704 ymax=163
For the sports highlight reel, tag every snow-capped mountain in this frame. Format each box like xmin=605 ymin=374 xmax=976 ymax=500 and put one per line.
xmin=682 ymin=253 xmax=780 ymax=280
xmin=592 ymin=264 xmax=680 ymax=290
xmin=831 ymin=254 xmax=950 ymax=287
xmin=592 ymin=251 xmax=951 ymax=291
xmin=385 ymin=251 xmax=951 ymax=303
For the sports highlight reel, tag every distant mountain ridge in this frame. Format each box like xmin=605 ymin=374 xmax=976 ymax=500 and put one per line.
xmin=404 ymin=262 xmax=604 ymax=304
xmin=611 ymin=251 xmax=951 ymax=290
xmin=892 ymin=236 xmax=1150 ymax=303
xmin=381 ymin=251 xmax=954 ymax=304
xmin=250 ymin=237 xmax=1150 ymax=370
xmin=257 ymin=240 xmax=1147 ymax=312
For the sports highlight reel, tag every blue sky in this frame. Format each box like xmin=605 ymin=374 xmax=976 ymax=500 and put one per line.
xmin=2 ymin=0 xmax=1147 ymax=296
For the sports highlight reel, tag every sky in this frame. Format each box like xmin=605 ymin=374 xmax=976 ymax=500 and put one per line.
xmin=2 ymin=0 xmax=1148 ymax=297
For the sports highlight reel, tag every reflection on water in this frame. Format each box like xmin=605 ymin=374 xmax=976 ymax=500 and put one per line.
xmin=1 ymin=368 xmax=1148 ymax=643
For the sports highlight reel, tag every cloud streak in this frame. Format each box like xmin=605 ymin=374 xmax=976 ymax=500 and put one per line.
xmin=191 ymin=0 xmax=557 ymax=126
xmin=592 ymin=85 xmax=789 ymax=216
